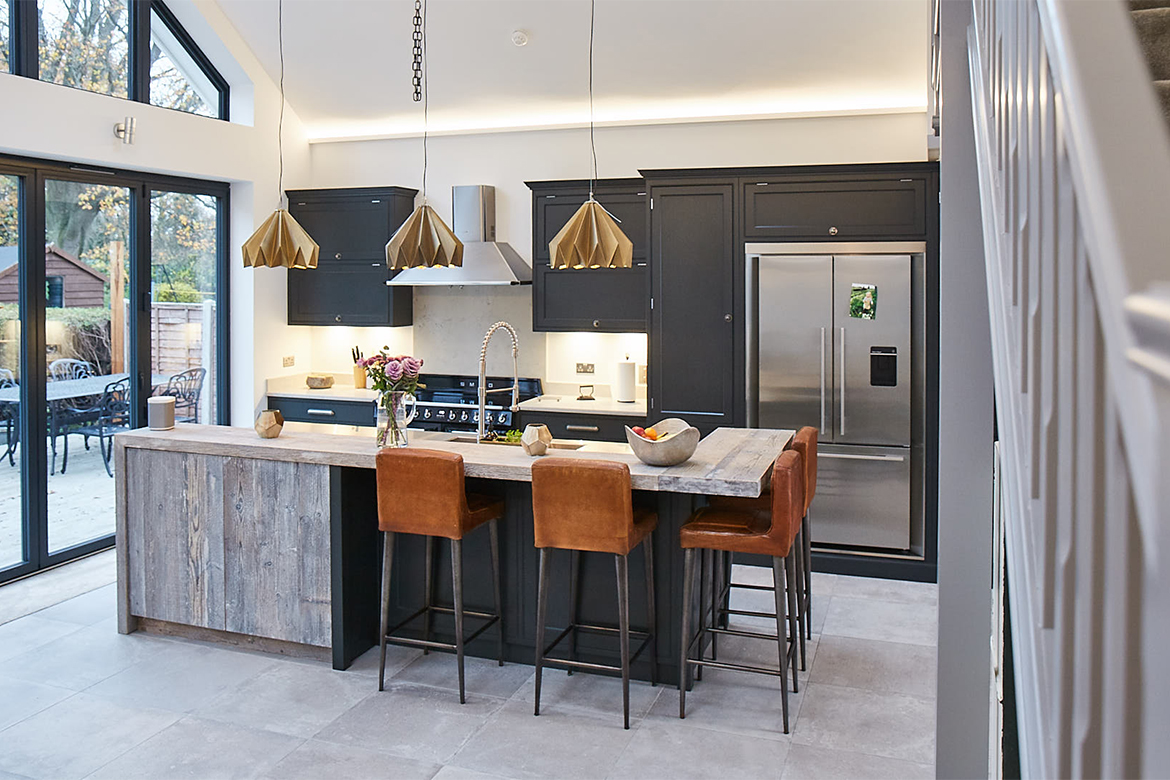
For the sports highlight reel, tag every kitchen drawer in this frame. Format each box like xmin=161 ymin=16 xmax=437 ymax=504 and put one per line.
xmin=515 ymin=411 xmax=644 ymax=442
xmin=267 ymin=395 xmax=376 ymax=427
xmin=743 ymin=177 xmax=926 ymax=239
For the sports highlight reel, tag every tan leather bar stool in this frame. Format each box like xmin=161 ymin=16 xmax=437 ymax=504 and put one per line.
xmin=679 ymin=448 xmax=803 ymax=733
xmin=376 ymin=449 xmax=505 ymax=703
xmin=709 ymin=426 xmax=818 ymax=668
xmin=531 ymin=458 xmax=658 ymax=730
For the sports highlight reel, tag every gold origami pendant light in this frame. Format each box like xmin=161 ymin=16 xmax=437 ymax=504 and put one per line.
xmin=387 ymin=0 xmax=462 ymax=270
xmin=242 ymin=0 xmax=320 ymax=269
xmin=549 ymin=0 xmax=633 ymax=270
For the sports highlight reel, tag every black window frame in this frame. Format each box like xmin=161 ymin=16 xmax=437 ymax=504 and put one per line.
xmin=7 ymin=0 xmax=229 ymax=120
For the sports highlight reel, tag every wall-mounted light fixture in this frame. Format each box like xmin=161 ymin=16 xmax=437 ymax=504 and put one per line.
xmin=113 ymin=117 xmax=136 ymax=145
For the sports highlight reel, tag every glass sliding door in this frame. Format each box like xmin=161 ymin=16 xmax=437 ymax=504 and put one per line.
xmin=44 ymin=178 xmax=131 ymax=555
xmin=149 ymin=189 xmax=220 ymax=424
xmin=0 ymin=172 xmax=23 ymax=572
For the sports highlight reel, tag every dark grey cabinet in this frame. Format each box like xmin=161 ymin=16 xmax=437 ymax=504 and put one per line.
xmin=647 ymin=179 xmax=739 ymax=432
xmin=266 ymin=395 xmax=376 ymax=427
xmin=527 ymin=179 xmax=648 ymax=332
xmin=514 ymin=410 xmax=643 ymax=442
xmin=286 ymin=187 xmax=417 ymax=326
xmin=743 ymin=174 xmax=927 ymax=240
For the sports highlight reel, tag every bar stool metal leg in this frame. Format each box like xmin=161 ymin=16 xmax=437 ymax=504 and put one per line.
xmin=696 ymin=548 xmax=709 ymax=681
xmin=534 ymin=548 xmax=550 ymax=716
xmin=567 ymin=549 xmax=580 ymax=676
xmin=679 ymin=547 xmax=696 ymax=718
xmin=489 ymin=519 xmax=504 ymax=666
xmin=770 ymin=555 xmax=790 ymax=734
xmin=422 ymin=535 xmax=435 ymax=655
xmin=803 ymin=513 xmax=813 ymax=640
xmin=451 ymin=539 xmax=466 ymax=704
xmin=615 ymin=553 xmax=631 ymax=730
xmin=644 ymin=534 xmax=658 ymax=686
xmin=793 ymin=530 xmax=807 ymax=671
xmin=784 ymin=550 xmax=800 ymax=694
xmin=378 ymin=531 xmax=396 ymax=692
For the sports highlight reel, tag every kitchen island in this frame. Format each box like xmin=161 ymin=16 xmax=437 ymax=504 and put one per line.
xmin=114 ymin=423 xmax=792 ymax=679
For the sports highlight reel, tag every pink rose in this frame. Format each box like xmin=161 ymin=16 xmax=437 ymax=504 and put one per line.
xmin=385 ymin=359 xmax=404 ymax=382
xmin=402 ymin=356 xmax=422 ymax=377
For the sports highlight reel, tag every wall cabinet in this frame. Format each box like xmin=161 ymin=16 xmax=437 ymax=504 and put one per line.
xmin=646 ymin=179 xmax=739 ymax=433
xmin=286 ymin=187 xmax=416 ymax=326
xmin=743 ymin=173 xmax=927 ymax=240
xmin=527 ymin=179 xmax=648 ymax=332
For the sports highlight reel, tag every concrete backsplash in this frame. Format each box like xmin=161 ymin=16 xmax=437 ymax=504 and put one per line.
xmin=411 ymin=285 xmax=547 ymax=378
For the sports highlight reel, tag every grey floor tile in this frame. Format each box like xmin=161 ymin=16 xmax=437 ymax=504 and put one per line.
xmin=84 ymin=642 xmax=278 ymax=713
xmin=0 ymin=616 xmax=84 ymax=663
xmin=0 ymin=675 xmax=73 ymax=731
xmin=821 ymin=596 xmax=938 ymax=647
xmin=791 ymin=683 xmax=935 ymax=765
xmin=30 ymin=583 xmax=115 ymax=626
xmin=780 ymin=743 xmax=934 ymax=779
xmin=0 ymin=621 xmax=174 ymax=692
xmin=261 ymin=739 xmax=441 ymax=780
xmin=810 ymin=636 xmax=937 ymax=699
xmin=0 ymin=771 xmax=35 ymax=780
xmin=344 ymin=643 xmax=424 ymax=680
xmin=194 ymin=661 xmax=375 ymax=738
xmin=0 ymin=550 xmax=115 ymax=627
xmin=314 ymin=682 xmax=504 ymax=765
xmin=809 ymin=571 xmax=839 ymax=598
xmin=608 ymin=719 xmax=789 ymax=780
xmin=510 ymin=667 xmax=661 ymax=720
xmin=645 ymin=672 xmax=804 ymax=741
xmin=86 ymin=716 xmax=303 ymax=780
xmin=731 ymin=563 xmax=776 ymax=587
xmin=393 ymin=652 xmax=534 ymax=700
xmin=0 ymin=692 xmax=179 ymax=780
xmin=699 ymin=633 xmax=819 ymax=687
xmin=830 ymin=575 xmax=938 ymax=606
xmin=431 ymin=767 xmax=509 ymax=780
xmin=450 ymin=699 xmax=637 ymax=780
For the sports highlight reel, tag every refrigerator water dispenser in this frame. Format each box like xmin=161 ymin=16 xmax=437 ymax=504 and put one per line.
xmin=870 ymin=346 xmax=898 ymax=387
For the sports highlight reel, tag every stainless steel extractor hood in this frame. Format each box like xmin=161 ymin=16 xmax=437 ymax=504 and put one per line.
xmin=388 ymin=185 xmax=532 ymax=286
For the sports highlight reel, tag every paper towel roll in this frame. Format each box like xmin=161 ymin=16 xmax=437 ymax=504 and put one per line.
xmin=615 ymin=361 xmax=636 ymax=403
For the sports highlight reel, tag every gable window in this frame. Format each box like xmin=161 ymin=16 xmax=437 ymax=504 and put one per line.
xmin=7 ymin=0 xmax=227 ymax=119
xmin=45 ymin=274 xmax=62 ymax=307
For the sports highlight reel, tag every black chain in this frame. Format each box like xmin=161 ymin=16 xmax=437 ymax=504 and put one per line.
xmin=412 ymin=0 xmax=423 ymax=102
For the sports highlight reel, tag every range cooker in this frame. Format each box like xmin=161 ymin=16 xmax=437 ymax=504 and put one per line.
xmin=411 ymin=373 xmax=542 ymax=433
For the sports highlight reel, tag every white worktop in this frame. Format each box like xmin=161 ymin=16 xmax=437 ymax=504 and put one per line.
xmin=265 ymin=373 xmax=379 ymax=402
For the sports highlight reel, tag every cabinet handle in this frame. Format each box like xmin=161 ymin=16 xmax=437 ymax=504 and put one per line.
xmin=335 ymin=315 xmax=342 ymax=322
xmin=307 ymin=409 xmax=336 ymax=417
xmin=593 ymin=320 xmax=600 ymax=328
xmin=335 ymin=252 xmax=342 ymax=259
xmin=371 ymin=263 xmax=381 ymax=267
xmin=566 ymin=424 xmax=599 ymax=433
xmin=724 ymin=314 xmax=733 ymax=323
xmin=828 ymin=226 xmax=839 ymax=236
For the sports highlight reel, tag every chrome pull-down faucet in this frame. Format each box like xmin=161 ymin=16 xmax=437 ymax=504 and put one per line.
xmin=477 ymin=321 xmax=520 ymax=443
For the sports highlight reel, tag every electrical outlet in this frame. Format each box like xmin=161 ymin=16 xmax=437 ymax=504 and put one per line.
xmin=576 ymin=362 xmax=595 ymax=374
xmin=638 ymin=364 xmax=647 ymax=384
xmin=282 ymin=355 xmax=295 ymax=368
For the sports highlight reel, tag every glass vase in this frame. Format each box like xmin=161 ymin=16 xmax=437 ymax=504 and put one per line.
xmin=376 ymin=391 xmax=416 ymax=448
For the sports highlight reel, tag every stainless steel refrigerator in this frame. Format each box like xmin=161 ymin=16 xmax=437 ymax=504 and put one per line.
xmin=746 ymin=243 xmax=925 ymax=551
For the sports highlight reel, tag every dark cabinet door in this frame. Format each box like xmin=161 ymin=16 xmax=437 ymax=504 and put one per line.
xmin=743 ymin=177 xmax=926 ymax=239
xmin=649 ymin=183 xmax=738 ymax=430
xmin=529 ymin=182 xmax=648 ymax=332
xmin=286 ymin=188 xmax=416 ymax=326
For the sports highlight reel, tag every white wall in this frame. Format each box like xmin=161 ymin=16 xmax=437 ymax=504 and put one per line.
xmin=308 ymin=111 xmax=929 ymax=379
xmin=0 ymin=0 xmax=312 ymax=425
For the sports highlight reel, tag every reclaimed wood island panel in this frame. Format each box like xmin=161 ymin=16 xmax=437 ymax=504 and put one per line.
xmin=115 ymin=423 xmax=792 ymax=676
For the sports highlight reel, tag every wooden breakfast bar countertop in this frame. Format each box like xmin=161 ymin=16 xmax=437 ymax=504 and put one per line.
xmin=114 ymin=423 xmax=793 ymax=675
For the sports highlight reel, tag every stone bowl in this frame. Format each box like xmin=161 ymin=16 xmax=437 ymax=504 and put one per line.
xmin=624 ymin=418 xmax=700 ymax=466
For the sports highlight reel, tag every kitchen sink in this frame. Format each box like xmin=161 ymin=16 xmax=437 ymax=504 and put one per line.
xmin=448 ymin=435 xmax=584 ymax=451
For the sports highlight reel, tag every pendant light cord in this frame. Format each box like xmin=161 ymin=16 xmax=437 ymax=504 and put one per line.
xmin=278 ymin=0 xmax=285 ymax=205
xmin=588 ymin=0 xmax=596 ymax=200
xmin=421 ymin=0 xmax=429 ymax=205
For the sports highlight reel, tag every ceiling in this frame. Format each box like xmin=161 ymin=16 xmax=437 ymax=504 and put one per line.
xmin=215 ymin=0 xmax=930 ymax=142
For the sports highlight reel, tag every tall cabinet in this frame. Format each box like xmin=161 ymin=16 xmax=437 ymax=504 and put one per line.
xmin=645 ymin=177 xmax=739 ymax=433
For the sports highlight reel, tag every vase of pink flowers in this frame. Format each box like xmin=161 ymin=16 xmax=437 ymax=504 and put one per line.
xmin=361 ymin=351 xmax=424 ymax=448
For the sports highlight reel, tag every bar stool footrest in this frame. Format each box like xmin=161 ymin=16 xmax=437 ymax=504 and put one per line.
xmin=540 ymin=622 xmax=655 ymax=673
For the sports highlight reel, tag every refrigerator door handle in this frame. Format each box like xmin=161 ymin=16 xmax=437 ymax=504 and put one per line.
xmin=839 ymin=326 xmax=846 ymax=437
xmin=820 ymin=452 xmax=906 ymax=462
xmin=819 ymin=327 xmax=826 ymax=434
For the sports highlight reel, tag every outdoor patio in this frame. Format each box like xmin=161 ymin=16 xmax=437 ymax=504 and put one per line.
xmin=0 ymin=439 xmax=117 ymax=570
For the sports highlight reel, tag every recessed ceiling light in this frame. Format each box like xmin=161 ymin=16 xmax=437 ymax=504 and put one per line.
xmin=511 ymin=29 xmax=529 ymax=47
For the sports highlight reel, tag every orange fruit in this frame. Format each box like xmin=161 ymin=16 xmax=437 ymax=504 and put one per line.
xmin=645 ymin=427 xmax=659 ymax=441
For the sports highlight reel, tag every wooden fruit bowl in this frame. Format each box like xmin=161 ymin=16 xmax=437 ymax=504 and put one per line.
xmin=624 ymin=418 xmax=700 ymax=466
